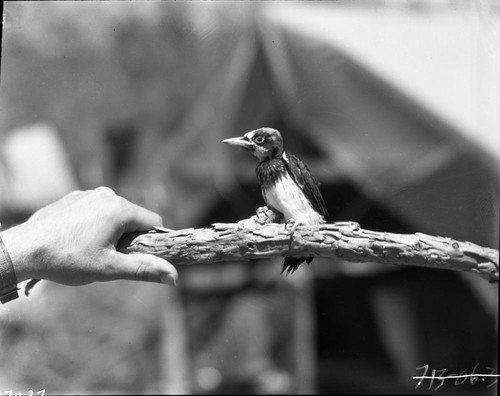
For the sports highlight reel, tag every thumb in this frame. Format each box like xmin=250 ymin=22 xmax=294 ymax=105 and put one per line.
xmin=110 ymin=252 xmax=178 ymax=285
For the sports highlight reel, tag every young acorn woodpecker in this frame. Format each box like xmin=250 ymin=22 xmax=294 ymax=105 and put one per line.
xmin=222 ymin=127 xmax=329 ymax=275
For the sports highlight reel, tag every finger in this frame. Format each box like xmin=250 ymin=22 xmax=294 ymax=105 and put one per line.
xmin=93 ymin=186 xmax=116 ymax=197
xmin=29 ymin=190 xmax=85 ymax=220
xmin=107 ymin=251 xmax=178 ymax=285
xmin=121 ymin=201 xmax=164 ymax=232
xmin=61 ymin=189 xmax=86 ymax=202
xmin=51 ymin=190 xmax=87 ymax=211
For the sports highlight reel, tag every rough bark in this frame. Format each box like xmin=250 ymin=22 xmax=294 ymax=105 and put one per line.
xmin=117 ymin=218 xmax=499 ymax=283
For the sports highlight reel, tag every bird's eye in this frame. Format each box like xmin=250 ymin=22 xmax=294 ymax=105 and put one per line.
xmin=254 ymin=136 xmax=265 ymax=144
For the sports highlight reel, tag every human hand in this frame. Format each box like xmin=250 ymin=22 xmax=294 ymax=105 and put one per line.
xmin=0 ymin=187 xmax=178 ymax=287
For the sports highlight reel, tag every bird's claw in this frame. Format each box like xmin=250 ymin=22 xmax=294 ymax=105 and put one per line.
xmin=256 ymin=206 xmax=268 ymax=215
xmin=285 ymin=218 xmax=304 ymax=242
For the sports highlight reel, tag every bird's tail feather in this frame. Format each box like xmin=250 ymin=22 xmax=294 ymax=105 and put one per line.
xmin=281 ymin=256 xmax=313 ymax=275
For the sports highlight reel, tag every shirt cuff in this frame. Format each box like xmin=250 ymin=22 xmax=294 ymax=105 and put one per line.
xmin=0 ymin=223 xmax=19 ymax=304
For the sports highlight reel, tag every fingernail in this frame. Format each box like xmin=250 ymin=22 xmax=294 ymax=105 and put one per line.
xmin=161 ymin=272 xmax=177 ymax=286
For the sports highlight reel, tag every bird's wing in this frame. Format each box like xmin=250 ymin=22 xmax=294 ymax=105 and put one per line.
xmin=282 ymin=153 xmax=329 ymax=219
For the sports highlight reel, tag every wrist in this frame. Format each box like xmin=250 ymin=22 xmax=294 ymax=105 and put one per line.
xmin=0 ymin=224 xmax=41 ymax=284
xmin=0 ymin=223 xmax=19 ymax=302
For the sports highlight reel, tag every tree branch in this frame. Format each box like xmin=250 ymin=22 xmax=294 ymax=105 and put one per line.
xmin=117 ymin=218 xmax=499 ymax=283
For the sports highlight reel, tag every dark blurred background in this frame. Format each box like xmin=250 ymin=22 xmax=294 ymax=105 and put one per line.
xmin=0 ymin=1 xmax=498 ymax=395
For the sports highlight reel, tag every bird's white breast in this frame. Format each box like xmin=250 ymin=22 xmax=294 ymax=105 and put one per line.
xmin=264 ymin=174 xmax=325 ymax=224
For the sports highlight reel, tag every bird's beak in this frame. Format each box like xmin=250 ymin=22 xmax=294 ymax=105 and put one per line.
xmin=221 ymin=136 xmax=254 ymax=150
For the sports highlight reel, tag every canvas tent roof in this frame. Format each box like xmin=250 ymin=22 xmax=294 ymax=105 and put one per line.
xmin=258 ymin=3 xmax=500 ymax=248
xmin=161 ymin=3 xmax=499 ymax=249
xmin=266 ymin=3 xmax=500 ymax=161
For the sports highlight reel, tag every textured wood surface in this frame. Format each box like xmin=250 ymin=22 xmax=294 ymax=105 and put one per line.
xmin=117 ymin=218 xmax=499 ymax=283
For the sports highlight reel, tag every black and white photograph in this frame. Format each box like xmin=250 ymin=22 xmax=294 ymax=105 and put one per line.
xmin=0 ymin=1 xmax=498 ymax=395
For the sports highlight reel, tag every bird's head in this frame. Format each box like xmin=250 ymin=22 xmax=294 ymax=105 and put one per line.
xmin=222 ymin=127 xmax=284 ymax=162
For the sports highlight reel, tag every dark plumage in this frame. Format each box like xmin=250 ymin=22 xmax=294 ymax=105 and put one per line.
xmin=256 ymin=153 xmax=328 ymax=219
xmin=222 ymin=127 xmax=328 ymax=274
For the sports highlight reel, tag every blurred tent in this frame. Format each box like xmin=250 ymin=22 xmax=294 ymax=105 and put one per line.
xmin=153 ymin=4 xmax=499 ymax=393
xmin=162 ymin=2 xmax=499 ymax=249
xmin=2 ymin=1 xmax=498 ymax=248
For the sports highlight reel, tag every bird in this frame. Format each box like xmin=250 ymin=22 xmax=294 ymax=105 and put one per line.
xmin=222 ymin=127 xmax=328 ymax=275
